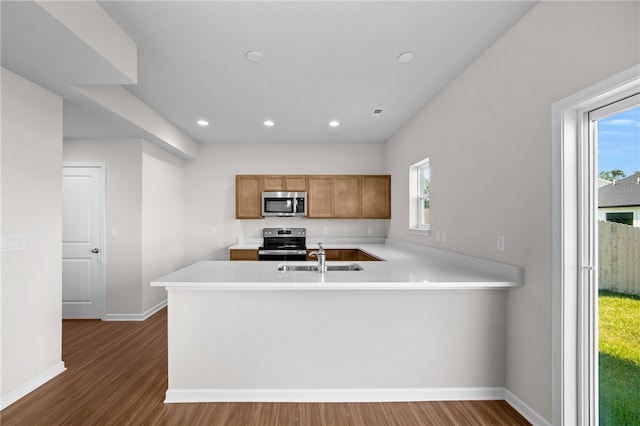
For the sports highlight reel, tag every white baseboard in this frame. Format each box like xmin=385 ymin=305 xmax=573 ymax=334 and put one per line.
xmin=104 ymin=299 xmax=167 ymax=321
xmin=504 ymin=388 xmax=550 ymax=426
xmin=0 ymin=361 xmax=66 ymax=410
xmin=164 ymin=387 xmax=506 ymax=403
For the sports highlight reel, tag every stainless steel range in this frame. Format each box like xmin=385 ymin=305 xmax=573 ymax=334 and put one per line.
xmin=258 ymin=228 xmax=307 ymax=261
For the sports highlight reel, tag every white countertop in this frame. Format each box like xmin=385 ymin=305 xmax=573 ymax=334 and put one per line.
xmin=152 ymin=240 xmax=523 ymax=290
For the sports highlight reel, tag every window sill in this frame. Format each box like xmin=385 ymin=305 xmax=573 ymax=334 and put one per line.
xmin=407 ymin=227 xmax=430 ymax=237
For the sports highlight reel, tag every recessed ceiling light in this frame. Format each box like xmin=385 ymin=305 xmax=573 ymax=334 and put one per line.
xmin=397 ymin=52 xmax=415 ymax=63
xmin=197 ymin=120 xmax=209 ymax=126
xmin=329 ymin=120 xmax=340 ymax=127
xmin=245 ymin=51 xmax=264 ymax=63
xmin=264 ymin=120 xmax=275 ymax=127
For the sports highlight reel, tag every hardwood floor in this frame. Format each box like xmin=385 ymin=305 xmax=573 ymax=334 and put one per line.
xmin=1 ymin=308 xmax=530 ymax=425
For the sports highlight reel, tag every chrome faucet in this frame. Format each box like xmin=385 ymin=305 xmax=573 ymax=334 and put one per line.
xmin=309 ymin=243 xmax=327 ymax=273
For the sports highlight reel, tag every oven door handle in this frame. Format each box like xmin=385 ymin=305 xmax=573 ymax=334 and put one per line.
xmin=259 ymin=250 xmax=307 ymax=255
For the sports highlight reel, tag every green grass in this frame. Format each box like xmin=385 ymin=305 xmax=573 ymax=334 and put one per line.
xmin=599 ymin=290 xmax=640 ymax=425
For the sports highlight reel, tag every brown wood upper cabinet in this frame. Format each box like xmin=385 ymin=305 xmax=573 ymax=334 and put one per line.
xmin=235 ymin=175 xmax=263 ymax=219
xmin=236 ymin=174 xmax=390 ymax=219
xmin=307 ymin=175 xmax=360 ymax=218
xmin=263 ymin=175 xmax=307 ymax=192
xmin=361 ymin=175 xmax=391 ymax=219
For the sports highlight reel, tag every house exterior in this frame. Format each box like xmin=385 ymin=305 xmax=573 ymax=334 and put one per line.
xmin=598 ymin=172 xmax=640 ymax=227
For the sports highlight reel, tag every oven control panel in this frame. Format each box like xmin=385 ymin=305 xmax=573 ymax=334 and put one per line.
xmin=262 ymin=228 xmax=306 ymax=238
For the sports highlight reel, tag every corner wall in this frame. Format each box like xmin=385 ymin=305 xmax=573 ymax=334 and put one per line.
xmin=1 ymin=68 xmax=65 ymax=408
xmin=142 ymin=141 xmax=185 ymax=313
xmin=385 ymin=1 xmax=640 ymax=421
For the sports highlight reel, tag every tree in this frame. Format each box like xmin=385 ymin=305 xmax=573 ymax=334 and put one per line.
xmin=599 ymin=169 xmax=626 ymax=181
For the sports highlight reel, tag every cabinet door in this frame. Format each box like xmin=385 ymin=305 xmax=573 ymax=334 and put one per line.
xmin=307 ymin=176 xmax=333 ymax=218
xmin=284 ymin=175 xmax=307 ymax=191
xmin=361 ymin=175 xmax=391 ymax=219
xmin=325 ymin=249 xmax=342 ymax=261
xmin=263 ymin=175 xmax=307 ymax=191
xmin=340 ymin=249 xmax=358 ymax=261
xmin=229 ymin=249 xmax=259 ymax=261
xmin=357 ymin=250 xmax=381 ymax=261
xmin=263 ymin=175 xmax=285 ymax=191
xmin=333 ymin=176 xmax=360 ymax=218
xmin=236 ymin=175 xmax=263 ymax=219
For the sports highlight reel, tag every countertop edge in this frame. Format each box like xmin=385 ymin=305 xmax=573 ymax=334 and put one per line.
xmin=152 ymin=281 xmax=523 ymax=291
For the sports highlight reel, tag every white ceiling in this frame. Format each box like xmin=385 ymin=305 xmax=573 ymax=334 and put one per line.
xmin=2 ymin=1 xmax=537 ymax=146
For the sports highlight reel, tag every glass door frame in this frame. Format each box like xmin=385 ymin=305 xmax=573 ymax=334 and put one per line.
xmin=551 ymin=65 xmax=639 ymax=426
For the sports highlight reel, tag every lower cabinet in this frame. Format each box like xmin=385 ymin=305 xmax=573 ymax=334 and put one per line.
xmin=229 ymin=249 xmax=259 ymax=261
xmin=306 ymin=249 xmax=380 ymax=261
xmin=229 ymin=248 xmax=380 ymax=261
xmin=357 ymin=250 xmax=382 ymax=261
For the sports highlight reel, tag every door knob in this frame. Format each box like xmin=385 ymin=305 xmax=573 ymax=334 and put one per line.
xmin=91 ymin=248 xmax=100 ymax=254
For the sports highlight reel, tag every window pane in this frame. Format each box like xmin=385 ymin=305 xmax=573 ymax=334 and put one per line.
xmin=420 ymin=165 xmax=430 ymax=226
xmin=409 ymin=157 xmax=430 ymax=232
xmin=605 ymin=212 xmax=633 ymax=226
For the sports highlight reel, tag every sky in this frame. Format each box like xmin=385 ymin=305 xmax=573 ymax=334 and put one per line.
xmin=598 ymin=105 xmax=640 ymax=177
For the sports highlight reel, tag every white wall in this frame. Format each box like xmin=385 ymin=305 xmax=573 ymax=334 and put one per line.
xmin=385 ymin=1 xmax=640 ymax=421
xmin=183 ymin=142 xmax=387 ymax=263
xmin=142 ymin=141 xmax=185 ymax=312
xmin=1 ymin=68 xmax=65 ymax=407
xmin=64 ymin=139 xmax=143 ymax=315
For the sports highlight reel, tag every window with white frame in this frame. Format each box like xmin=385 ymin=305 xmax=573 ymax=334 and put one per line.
xmin=409 ymin=158 xmax=430 ymax=234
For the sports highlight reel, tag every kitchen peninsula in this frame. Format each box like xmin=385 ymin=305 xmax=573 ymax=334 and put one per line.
xmin=152 ymin=240 xmax=522 ymax=403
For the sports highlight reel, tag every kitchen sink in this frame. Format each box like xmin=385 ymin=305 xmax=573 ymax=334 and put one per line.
xmin=278 ymin=265 xmax=318 ymax=272
xmin=278 ymin=264 xmax=363 ymax=272
xmin=326 ymin=264 xmax=364 ymax=271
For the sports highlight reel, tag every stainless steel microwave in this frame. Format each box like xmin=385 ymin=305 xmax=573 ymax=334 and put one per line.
xmin=262 ymin=192 xmax=307 ymax=217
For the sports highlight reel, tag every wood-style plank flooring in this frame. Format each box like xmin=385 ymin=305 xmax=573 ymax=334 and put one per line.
xmin=1 ymin=308 xmax=530 ymax=425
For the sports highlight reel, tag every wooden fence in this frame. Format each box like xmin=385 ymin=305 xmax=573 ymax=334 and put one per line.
xmin=599 ymin=221 xmax=640 ymax=295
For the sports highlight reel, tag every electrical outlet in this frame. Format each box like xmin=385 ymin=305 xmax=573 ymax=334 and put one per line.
xmin=255 ymin=227 xmax=260 ymax=236
xmin=497 ymin=235 xmax=505 ymax=252
xmin=367 ymin=226 xmax=373 ymax=234
xmin=322 ymin=227 xmax=328 ymax=234
xmin=110 ymin=228 xmax=118 ymax=239
xmin=210 ymin=226 xmax=217 ymax=234
xmin=442 ymin=231 xmax=447 ymax=242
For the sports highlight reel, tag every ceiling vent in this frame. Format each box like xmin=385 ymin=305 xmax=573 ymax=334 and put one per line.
xmin=371 ymin=109 xmax=383 ymax=119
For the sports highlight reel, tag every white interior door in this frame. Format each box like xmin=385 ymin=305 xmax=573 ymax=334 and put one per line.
xmin=62 ymin=165 xmax=105 ymax=319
